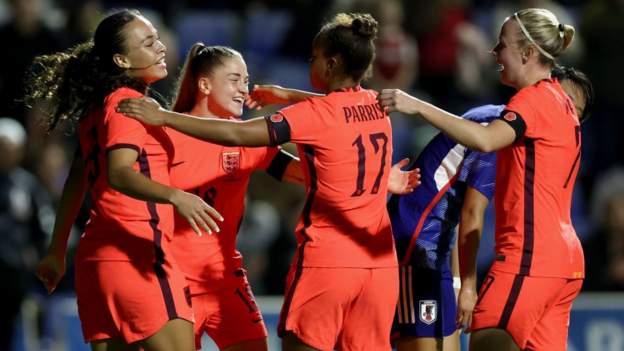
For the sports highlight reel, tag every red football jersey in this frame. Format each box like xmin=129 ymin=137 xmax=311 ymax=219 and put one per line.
xmin=167 ymin=124 xmax=279 ymax=293
xmin=493 ymin=78 xmax=584 ymax=279
xmin=77 ymin=87 xmax=175 ymax=261
xmin=266 ymin=86 xmax=397 ymax=268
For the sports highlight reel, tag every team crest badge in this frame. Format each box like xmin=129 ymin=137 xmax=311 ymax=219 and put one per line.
xmin=221 ymin=151 xmax=241 ymax=174
xmin=270 ymin=114 xmax=284 ymax=123
xmin=419 ymin=300 xmax=437 ymax=325
xmin=503 ymin=111 xmax=517 ymax=122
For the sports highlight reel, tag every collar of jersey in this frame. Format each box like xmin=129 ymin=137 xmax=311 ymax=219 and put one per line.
xmin=333 ymin=85 xmax=362 ymax=93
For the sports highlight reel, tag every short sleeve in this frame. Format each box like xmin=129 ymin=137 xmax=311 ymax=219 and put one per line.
xmin=103 ymin=88 xmax=147 ymax=153
xmin=504 ymin=88 xmax=538 ymax=139
xmin=277 ymin=99 xmax=330 ymax=144
xmin=465 ymin=151 xmax=497 ymax=200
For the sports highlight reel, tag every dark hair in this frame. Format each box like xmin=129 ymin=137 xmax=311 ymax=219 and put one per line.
xmin=551 ymin=66 xmax=594 ymax=124
xmin=313 ymin=13 xmax=378 ymax=82
xmin=23 ymin=9 xmax=148 ymax=132
xmin=172 ymin=43 xmax=241 ymax=113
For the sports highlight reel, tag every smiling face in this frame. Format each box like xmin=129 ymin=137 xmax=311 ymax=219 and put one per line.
xmin=117 ymin=16 xmax=167 ymax=84
xmin=203 ymin=54 xmax=249 ymax=118
xmin=491 ymin=19 xmax=525 ymax=89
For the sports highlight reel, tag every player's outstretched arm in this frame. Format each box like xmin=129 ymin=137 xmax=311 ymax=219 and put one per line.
xmin=377 ymin=89 xmax=516 ymax=152
xmin=107 ymin=147 xmax=223 ymax=236
xmin=246 ymin=84 xmax=323 ymax=110
xmin=456 ymin=186 xmax=489 ymax=332
xmin=117 ymin=97 xmax=273 ymax=147
xmin=37 ymin=153 xmax=88 ymax=294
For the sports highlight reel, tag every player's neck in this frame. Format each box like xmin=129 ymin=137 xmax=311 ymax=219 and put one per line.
xmin=189 ymin=100 xmax=228 ymax=120
xmin=327 ymin=77 xmax=359 ymax=93
xmin=516 ymin=65 xmax=552 ymax=89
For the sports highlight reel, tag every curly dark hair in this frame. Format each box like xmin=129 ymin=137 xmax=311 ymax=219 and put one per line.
xmin=23 ymin=9 xmax=148 ymax=132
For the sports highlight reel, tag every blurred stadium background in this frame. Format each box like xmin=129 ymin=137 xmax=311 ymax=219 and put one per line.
xmin=1 ymin=0 xmax=623 ymax=350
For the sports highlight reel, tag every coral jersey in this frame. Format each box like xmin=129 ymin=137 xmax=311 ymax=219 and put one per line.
xmin=76 ymin=87 xmax=175 ymax=261
xmin=266 ymin=86 xmax=396 ymax=268
xmin=389 ymin=105 xmax=500 ymax=271
xmin=167 ymin=124 xmax=279 ymax=293
xmin=495 ymin=78 xmax=584 ymax=279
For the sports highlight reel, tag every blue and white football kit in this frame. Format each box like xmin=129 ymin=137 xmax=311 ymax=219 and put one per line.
xmin=389 ymin=105 xmax=501 ymax=338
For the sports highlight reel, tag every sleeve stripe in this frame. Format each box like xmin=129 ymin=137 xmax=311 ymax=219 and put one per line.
xmin=106 ymin=143 xmax=141 ymax=154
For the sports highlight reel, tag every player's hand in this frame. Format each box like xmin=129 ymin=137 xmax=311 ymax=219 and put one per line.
xmin=377 ymin=89 xmax=421 ymax=115
xmin=387 ymin=158 xmax=421 ymax=195
xmin=116 ymin=97 xmax=167 ymax=126
xmin=246 ymin=84 xmax=293 ymax=110
xmin=456 ymin=286 xmax=477 ymax=333
xmin=170 ymin=189 xmax=223 ymax=236
xmin=36 ymin=252 xmax=66 ymax=294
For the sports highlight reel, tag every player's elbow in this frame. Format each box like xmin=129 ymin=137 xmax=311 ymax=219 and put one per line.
xmin=471 ymin=139 xmax=496 ymax=153
xmin=107 ymin=166 xmax=130 ymax=192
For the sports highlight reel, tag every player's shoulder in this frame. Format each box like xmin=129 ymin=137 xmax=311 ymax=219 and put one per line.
xmin=104 ymin=87 xmax=144 ymax=106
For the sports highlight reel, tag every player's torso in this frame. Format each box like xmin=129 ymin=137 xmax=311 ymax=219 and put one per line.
xmin=292 ymin=88 xmax=396 ymax=267
xmin=494 ymin=82 xmax=584 ymax=278
xmin=167 ymin=128 xmax=273 ymax=279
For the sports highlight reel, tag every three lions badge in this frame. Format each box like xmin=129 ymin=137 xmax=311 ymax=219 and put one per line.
xmin=221 ymin=151 xmax=241 ymax=175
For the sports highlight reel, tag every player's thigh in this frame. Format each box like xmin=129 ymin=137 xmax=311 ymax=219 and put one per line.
xmin=525 ymin=279 xmax=583 ymax=351
xmin=338 ymin=268 xmax=398 ymax=351
xmin=469 ymin=328 xmax=520 ymax=351
xmin=139 ymin=318 xmax=194 ymax=351
xmin=280 ymin=267 xmax=368 ymax=350
xmin=203 ymin=271 xmax=268 ymax=350
xmin=90 ymin=338 xmax=136 ymax=351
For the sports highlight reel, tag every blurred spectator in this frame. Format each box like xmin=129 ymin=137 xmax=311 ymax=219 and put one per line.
xmin=0 ymin=0 xmax=66 ymax=124
xmin=63 ymin=0 xmax=102 ymax=45
xmin=579 ymin=0 xmax=624 ymax=191
xmin=583 ymin=167 xmax=624 ymax=291
xmin=0 ymin=117 xmax=54 ymax=350
xmin=404 ymin=0 xmax=469 ymax=106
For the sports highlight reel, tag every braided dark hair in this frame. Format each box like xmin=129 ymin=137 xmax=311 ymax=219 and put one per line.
xmin=23 ymin=9 xmax=148 ymax=132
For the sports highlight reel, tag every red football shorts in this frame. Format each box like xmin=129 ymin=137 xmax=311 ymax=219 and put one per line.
xmin=279 ymin=266 xmax=399 ymax=351
xmin=74 ymin=255 xmax=194 ymax=344
xmin=191 ymin=268 xmax=267 ymax=349
xmin=471 ymin=269 xmax=583 ymax=350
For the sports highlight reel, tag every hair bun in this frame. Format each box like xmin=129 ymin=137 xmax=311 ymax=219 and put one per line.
xmin=351 ymin=14 xmax=378 ymax=39
xmin=561 ymin=23 xmax=575 ymax=51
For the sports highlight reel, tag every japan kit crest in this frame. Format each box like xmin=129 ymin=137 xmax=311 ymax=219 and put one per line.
xmin=419 ymin=300 xmax=437 ymax=325
xmin=221 ymin=151 xmax=241 ymax=174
